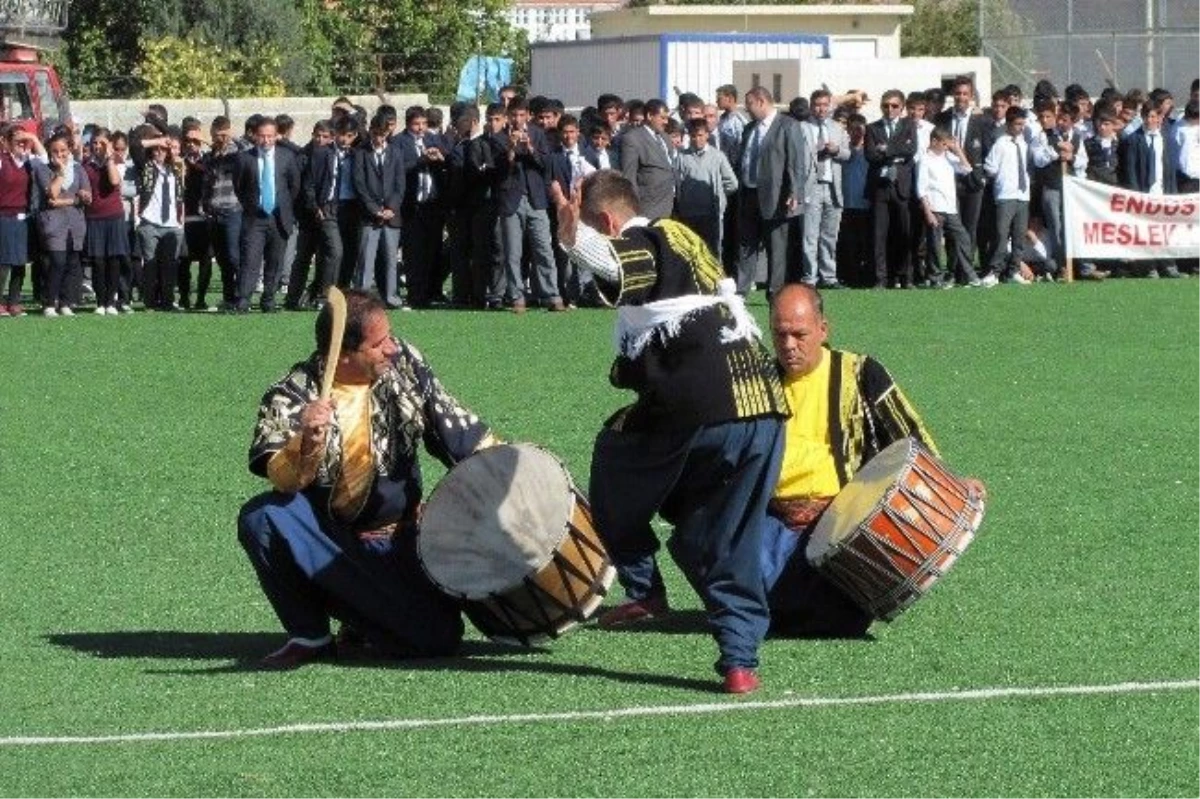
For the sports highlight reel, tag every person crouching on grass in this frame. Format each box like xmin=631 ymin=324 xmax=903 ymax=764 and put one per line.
xmin=237 ymin=289 xmax=500 ymax=668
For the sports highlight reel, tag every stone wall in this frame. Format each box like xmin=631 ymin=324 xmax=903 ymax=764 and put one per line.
xmin=69 ymin=93 xmax=430 ymax=135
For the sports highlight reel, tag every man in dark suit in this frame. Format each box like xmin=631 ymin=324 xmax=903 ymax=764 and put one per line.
xmin=736 ymin=86 xmax=809 ymax=298
xmin=619 ymin=98 xmax=676 ymax=220
xmin=1120 ymin=98 xmax=1183 ymax=278
xmin=394 ymin=106 xmax=449 ymax=308
xmin=285 ymin=120 xmax=335 ymax=310
xmin=353 ymin=114 xmax=409 ymax=306
xmin=233 ymin=117 xmax=301 ymax=312
xmin=935 ymin=76 xmax=990 ymax=264
xmin=490 ymin=97 xmax=563 ymax=312
xmin=865 ymin=89 xmax=919 ymax=288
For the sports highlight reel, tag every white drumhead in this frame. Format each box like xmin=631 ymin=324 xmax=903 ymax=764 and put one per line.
xmin=418 ymin=443 xmax=576 ymax=599
xmin=806 ymin=438 xmax=915 ymax=564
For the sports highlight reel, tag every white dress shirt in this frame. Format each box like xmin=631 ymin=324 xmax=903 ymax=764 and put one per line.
xmin=1145 ymin=130 xmax=1165 ymax=195
xmin=984 ymin=132 xmax=1055 ymax=201
xmin=917 ymin=150 xmax=969 ymax=214
xmin=140 ymin=164 xmax=180 ymax=228
xmin=1176 ymin=121 xmax=1200 ymax=180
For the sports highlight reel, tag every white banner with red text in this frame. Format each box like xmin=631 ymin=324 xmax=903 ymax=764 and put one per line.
xmin=1063 ymin=176 xmax=1200 ymax=260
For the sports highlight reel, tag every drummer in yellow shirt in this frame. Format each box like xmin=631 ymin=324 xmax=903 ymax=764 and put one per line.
xmin=762 ymin=283 xmax=985 ymax=636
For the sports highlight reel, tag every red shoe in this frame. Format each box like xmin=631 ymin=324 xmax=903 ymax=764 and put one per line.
xmin=259 ymin=637 xmax=335 ymax=670
xmin=723 ymin=667 xmax=760 ymax=695
xmin=596 ymin=595 xmax=670 ymax=629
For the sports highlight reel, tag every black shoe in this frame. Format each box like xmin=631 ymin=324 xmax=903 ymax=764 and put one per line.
xmin=259 ymin=638 xmax=336 ymax=670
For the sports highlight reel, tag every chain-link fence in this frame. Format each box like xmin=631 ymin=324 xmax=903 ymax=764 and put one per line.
xmin=980 ymin=0 xmax=1197 ymax=101
xmin=328 ymin=53 xmax=452 ymax=100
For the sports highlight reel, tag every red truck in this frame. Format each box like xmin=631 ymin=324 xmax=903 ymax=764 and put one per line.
xmin=0 ymin=0 xmax=71 ymax=137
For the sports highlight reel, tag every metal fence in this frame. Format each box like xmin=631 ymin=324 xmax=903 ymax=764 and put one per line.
xmin=980 ymin=0 xmax=1198 ymax=101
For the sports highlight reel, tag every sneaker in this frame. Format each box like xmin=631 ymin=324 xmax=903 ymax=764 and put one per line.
xmin=964 ymin=278 xmax=983 ymax=288
xmin=43 ymin=307 xmax=58 ymax=317
xmin=1006 ymin=272 xmax=1031 ymax=285
xmin=94 ymin=306 xmax=107 ymax=315
xmin=119 ymin=304 xmax=134 ymax=314
xmin=0 ymin=306 xmax=8 ymax=317
xmin=106 ymin=306 xmax=121 ymax=316
xmin=979 ymin=273 xmax=999 ymax=288
xmin=8 ymin=304 xmax=26 ymax=317
xmin=59 ymin=306 xmax=75 ymax=317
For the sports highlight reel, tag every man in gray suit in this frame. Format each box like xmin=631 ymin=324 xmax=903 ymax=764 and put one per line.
xmin=620 ymin=98 xmax=676 ymax=220
xmin=800 ymin=89 xmax=850 ymax=288
xmin=736 ymin=87 xmax=808 ymax=298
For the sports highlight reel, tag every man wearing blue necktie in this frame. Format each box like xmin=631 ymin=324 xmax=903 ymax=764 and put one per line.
xmin=233 ymin=117 xmax=301 ymax=313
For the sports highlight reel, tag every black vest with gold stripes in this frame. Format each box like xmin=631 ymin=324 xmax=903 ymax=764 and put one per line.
xmin=598 ymin=219 xmax=787 ymax=432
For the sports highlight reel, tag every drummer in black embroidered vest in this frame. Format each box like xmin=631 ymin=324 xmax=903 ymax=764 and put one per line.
xmin=237 ymin=289 xmax=499 ymax=668
xmin=762 ymin=283 xmax=986 ymax=636
xmin=553 ymin=170 xmax=789 ymax=695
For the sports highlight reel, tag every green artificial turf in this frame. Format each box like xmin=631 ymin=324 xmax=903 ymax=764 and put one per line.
xmin=0 ymin=280 xmax=1196 ymax=797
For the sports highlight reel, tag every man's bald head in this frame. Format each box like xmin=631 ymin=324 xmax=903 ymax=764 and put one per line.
xmin=770 ymin=284 xmax=828 ymax=379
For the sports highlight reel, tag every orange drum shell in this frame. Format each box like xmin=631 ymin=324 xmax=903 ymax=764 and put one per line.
xmin=815 ymin=443 xmax=984 ymax=621
xmin=464 ymin=496 xmax=616 ymax=645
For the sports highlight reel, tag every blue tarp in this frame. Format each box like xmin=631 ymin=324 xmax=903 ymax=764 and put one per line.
xmin=456 ymin=55 xmax=513 ymax=104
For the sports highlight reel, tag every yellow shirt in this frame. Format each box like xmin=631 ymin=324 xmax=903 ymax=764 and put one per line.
xmin=266 ymin=383 xmax=375 ymax=521
xmin=774 ymin=349 xmax=841 ymax=499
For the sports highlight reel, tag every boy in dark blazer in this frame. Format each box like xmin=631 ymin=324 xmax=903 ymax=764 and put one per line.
xmin=353 ymin=115 xmax=409 ymax=306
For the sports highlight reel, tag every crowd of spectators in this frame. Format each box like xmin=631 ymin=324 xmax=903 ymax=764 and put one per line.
xmin=0 ymin=74 xmax=1195 ymax=319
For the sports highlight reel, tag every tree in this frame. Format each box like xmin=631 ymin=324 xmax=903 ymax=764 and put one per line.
xmin=317 ymin=0 xmax=528 ymax=100
xmin=56 ymin=0 xmax=562 ymax=100
xmin=134 ymin=36 xmax=286 ymax=98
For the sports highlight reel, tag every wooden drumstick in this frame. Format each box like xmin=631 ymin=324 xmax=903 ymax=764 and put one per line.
xmin=320 ymin=286 xmax=347 ymax=400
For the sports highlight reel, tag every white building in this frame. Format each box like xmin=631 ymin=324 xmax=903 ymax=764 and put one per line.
xmin=532 ymin=4 xmax=993 ymax=116
xmin=506 ymin=0 xmax=625 ymax=43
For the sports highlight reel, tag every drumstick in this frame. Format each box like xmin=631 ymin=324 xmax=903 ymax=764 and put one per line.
xmin=320 ymin=286 xmax=347 ymax=400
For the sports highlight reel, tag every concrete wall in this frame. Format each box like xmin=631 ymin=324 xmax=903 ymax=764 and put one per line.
xmin=68 ymin=93 xmax=429 ymax=136
xmin=590 ymin=4 xmax=910 ymax=58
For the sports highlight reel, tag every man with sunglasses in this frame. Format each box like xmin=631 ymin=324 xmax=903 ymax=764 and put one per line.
xmin=865 ymin=90 xmax=918 ymax=289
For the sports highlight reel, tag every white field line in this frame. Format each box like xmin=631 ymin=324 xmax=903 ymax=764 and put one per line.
xmin=1 ymin=679 xmax=1195 ymax=747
